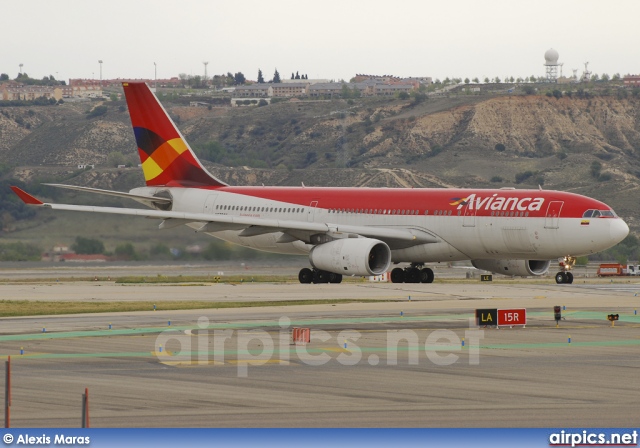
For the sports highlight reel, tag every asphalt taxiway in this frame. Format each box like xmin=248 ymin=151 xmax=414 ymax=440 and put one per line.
xmin=1 ymin=278 xmax=640 ymax=427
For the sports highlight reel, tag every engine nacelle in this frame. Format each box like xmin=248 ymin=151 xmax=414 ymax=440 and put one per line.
xmin=310 ymin=238 xmax=391 ymax=276
xmin=471 ymin=259 xmax=551 ymax=277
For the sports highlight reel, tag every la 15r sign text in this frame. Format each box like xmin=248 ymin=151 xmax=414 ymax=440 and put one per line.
xmin=497 ymin=308 xmax=526 ymax=326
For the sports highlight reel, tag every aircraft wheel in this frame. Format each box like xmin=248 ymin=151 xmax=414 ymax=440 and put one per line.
xmin=420 ymin=268 xmax=434 ymax=283
xmin=406 ymin=267 xmax=420 ymax=283
xmin=329 ymin=273 xmax=343 ymax=284
xmin=313 ymin=270 xmax=329 ymax=284
xmin=566 ymin=272 xmax=574 ymax=284
xmin=299 ymin=268 xmax=313 ymax=284
xmin=390 ymin=268 xmax=405 ymax=283
xmin=555 ymin=272 xmax=567 ymax=284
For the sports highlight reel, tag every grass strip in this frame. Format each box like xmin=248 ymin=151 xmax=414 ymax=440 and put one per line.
xmin=0 ymin=298 xmax=388 ymax=317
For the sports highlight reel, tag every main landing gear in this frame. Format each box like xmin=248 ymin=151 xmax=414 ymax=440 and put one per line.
xmin=298 ymin=268 xmax=343 ymax=284
xmin=555 ymin=256 xmax=576 ymax=284
xmin=390 ymin=264 xmax=434 ymax=284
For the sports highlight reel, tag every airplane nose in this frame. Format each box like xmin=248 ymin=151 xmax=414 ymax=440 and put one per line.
xmin=610 ymin=219 xmax=629 ymax=244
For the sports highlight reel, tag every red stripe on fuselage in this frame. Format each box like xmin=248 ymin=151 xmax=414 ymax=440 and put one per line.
xmin=198 ymin=187 xmax=610 ymax=219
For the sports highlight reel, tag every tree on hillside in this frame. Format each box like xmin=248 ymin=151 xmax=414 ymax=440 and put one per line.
xmin=601 ymin=73 xmax=610 ymax=82
xmin=0 ymin=73 xmax=8 ymax=81
xmin=107 ymin=151 xmax=126 ymax=167
xmin=273 ymin=69 xmax=281 ymax=83
xmin=484 ymin=77 xmax=490 ymax=83
xmin=341 ymin=83 xmax=351 ymax=99
xmin=291 ymin=72 xmax=295 ymax=79
xmin=115 ymin=242 xmax=139 ymax=261
xmin=86 ymin=105 xmax=107 ymax=119
xmin=472 ymin=77 xmax=479 ymax=84
xmin=72 ymin=237 xmax=104 ymax=255
xmin=295 ymin=71 xmax=300 ymax=79
xmin=191 ymin=75 xmax=203 ymax=88
xmin=234 ymin=72 xmax=246 ymax=85
xmin=257 ymin=69 xmax=264 ymax=83
xmin=464 ymin=78 xmax=470 ymax=84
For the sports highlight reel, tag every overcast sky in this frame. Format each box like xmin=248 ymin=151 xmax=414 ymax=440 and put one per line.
xmin=4 ymin=0 xmax=638 ymax=83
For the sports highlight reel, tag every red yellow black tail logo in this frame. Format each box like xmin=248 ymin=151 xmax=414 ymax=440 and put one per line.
xmin=122 ymin=82 xmax=226 ymax=188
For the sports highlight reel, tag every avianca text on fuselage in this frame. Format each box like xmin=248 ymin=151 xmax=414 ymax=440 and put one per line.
xmin=450 ymin=193 xmax=545 ymax=213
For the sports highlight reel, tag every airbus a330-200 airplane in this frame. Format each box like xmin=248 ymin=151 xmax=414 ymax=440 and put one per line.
xmin=11 ymin=82 xmax=630 ymax=285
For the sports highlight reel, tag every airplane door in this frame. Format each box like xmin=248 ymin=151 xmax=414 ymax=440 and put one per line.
xmin=544 ymin=201 xmax=563 ymax=229
xmin=462 ymin=202 xmax=476 ymax=227
xmin=307 ymin=200 xmax=319 ymax=222
xmin=203 ymin=194 xmax=218 ymax=214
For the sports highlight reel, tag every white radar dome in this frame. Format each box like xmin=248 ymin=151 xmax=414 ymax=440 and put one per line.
xmin=544 ymin=48 xmax=559 ymax=64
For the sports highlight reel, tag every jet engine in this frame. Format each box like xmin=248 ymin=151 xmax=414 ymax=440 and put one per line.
xmin=309 ymin=238 xmax=391 ymax=276
xmin=471 ymin=259 xmax=551 ymax=277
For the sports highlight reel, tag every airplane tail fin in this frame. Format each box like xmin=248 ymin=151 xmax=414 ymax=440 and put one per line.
xmin=122 ymin=82 xmax=227 ymax=188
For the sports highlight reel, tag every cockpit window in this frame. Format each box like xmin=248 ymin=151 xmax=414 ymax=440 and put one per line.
xmin=582 ymin=210 xmax=594 ymax=218
xmin=584 ymin=209 xmax=617 ymax=218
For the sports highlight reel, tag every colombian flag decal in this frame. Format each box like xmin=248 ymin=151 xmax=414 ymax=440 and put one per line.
xmin=581 ymin=220 xmax=590 ymax=226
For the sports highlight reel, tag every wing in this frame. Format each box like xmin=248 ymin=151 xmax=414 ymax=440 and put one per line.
xmin=11 ymin=187 xmax=438 ymax=248
xmin=43 ymin=183 xmax=172 ymax=209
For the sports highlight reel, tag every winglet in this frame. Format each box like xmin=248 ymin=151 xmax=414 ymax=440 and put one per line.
xmin=10 ymin=186 xmax=44 ymax=205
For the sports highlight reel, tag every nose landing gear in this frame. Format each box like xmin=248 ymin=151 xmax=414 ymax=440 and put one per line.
xmin=555 ymin=256 xmax=576 ymax=284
